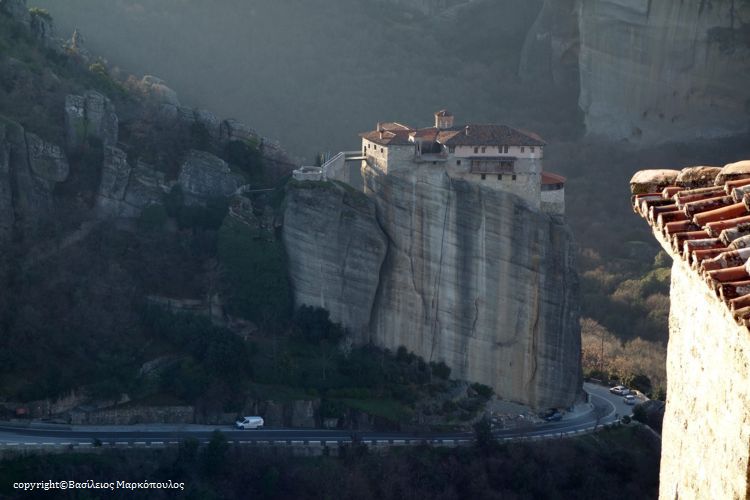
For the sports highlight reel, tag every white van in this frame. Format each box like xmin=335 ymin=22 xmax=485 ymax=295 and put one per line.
xmin=235 ymin=416 xmax=264 ymax=429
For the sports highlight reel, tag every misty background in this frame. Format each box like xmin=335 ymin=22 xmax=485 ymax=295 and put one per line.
xmin=32 ymin=0 xmax=580 ymax=159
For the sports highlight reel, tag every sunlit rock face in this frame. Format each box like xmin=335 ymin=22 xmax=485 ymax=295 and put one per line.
xmin=283 ymin=182 xmax=388 ymax=340
xmin=523 ymin=0 xmax=750 ymax=143
xmin=361 ymin=163 xmax=582 ymax=408
xmin=577 ymin=0 xmax=750 ymax=143
xmin=661 ymin=257 xmax=750 ymax=499
xmin=284 ymin=168 xmax=582 ymax=408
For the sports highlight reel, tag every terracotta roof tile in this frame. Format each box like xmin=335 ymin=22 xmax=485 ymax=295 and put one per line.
xmin=631 ymin=160 xmax=750 ymax=328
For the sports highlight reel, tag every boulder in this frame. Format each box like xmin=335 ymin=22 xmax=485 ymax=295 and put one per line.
xmin=675 ymin=166 xmax=721 ymax=189
xmin=177 ymin=150 xmax=239 ymax=204
xmin=715 ymin=160 xmax=750 ymax=186
xmin=138 ymin=75 xmax=180 ymax=107
xmin=629 ymin=169 xmax=681 ymax=195
xmin=26 ymin=132 xmax=69 ymax=183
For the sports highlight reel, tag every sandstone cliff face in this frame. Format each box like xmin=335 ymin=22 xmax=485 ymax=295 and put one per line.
xmin=283 ymin=169 xmax=581 ymax=408
xmin=363 ymin=164 xmax=581 ymax=409
xmin=578 ymin=0 xmax=750 ymax=142
xmin=283 ymin=182 xmax=388 ymax=339
xmin=523 ymin=0 xmax=750 ymax=143
xmin=661 ymin=256 xmax=750 ymax=500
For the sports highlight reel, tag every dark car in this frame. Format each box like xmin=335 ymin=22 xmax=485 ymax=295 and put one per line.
xmin=539 ymin=408 xmax=562 ymax=421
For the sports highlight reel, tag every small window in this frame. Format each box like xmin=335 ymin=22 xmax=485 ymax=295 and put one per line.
xmin=481 ymin=174 xmax=486 ymax=180
xmin=474 ymin=147 xmax=479 ymax=154
xmin=521 ymin=147 xmax=525 ymax=153
xmin=481 ymin=147 xmax=486 ymax=153
xmin=512 ymin=174 xmax=517 ymax=181
xmin=432 ymin=161 xmax=436 ymax=165
xmin=381 ymin=148 xmax=384 ymax=153
xmin=497 ymin=174 xmax=502 ymax=180
xmin=503 ymin=146 xmax=509 ymax=154
xmin=457 ymin=160 xmax=462 ymax=166
xmin=449 ymin=146 xmax=455 ymax=153
xmin=530 ymin=146 xmax=535 ymax=153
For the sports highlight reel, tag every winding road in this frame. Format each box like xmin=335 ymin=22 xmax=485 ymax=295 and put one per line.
xmin=0 ymin=384 xmax=633 ymax=447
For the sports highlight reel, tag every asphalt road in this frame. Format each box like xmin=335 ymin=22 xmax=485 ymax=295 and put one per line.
xmin=0 ymin=383 xmax=633 ymax=446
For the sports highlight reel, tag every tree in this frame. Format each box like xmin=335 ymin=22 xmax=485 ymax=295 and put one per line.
xmin=473 ymin=416 xmax=496 ymax=453
xmin=201 ymin=430 xmax=229 ymax=477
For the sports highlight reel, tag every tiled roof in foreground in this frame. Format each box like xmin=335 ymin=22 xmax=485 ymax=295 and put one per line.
xmin=631 ymin=160 xmax=750 ymax=327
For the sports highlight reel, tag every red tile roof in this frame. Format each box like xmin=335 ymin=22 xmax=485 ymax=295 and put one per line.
xmin=361 ymin=121 xmax=546 ymax=147
xmin=542 ymin=172 xmax=566 ymax=185
xmin=631 ymin=161 xmax=750 ymax=327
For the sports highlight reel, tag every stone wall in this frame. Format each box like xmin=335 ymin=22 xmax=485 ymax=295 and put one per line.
xmin=660 ymin=254 xmax=750 ymax=500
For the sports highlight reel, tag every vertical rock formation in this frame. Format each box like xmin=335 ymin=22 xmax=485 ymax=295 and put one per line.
xmin=64 ymin=91 xmax=118 ymax=150
xmin=283 ymin=182 xmax=388 ymax=339
xmin=363 ymin=163 xmax=581 ymax=409
xmin=577 ymin=0 xmax=750 ymax=142
xmin=282 ymin=166 xmax=581 ymax=408
xmin=0 ymin=118 xmax=70 ymax=239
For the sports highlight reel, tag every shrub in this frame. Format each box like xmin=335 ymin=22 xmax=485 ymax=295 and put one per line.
xmin=218 ymin=217 xmax=291 ymax=324
xmin=470 ymin=383 xmax=494 ymax=400
xmin=292 ymin=306 xmax=345 ymax=343
xmin=430 ymin=361 xmax=451 ymax=380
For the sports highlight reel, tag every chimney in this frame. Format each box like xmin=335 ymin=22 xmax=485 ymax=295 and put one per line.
xmin=465 ymin=125 xmax=470 ymax=136
xmin=435 ymin=110 xmax=454 ymax=130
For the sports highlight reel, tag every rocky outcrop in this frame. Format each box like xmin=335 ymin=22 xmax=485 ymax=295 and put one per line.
xmin=176 ymin=150 xmax=240 ymax=205
xmin=283 ymin=181 xmax=388 ymax=338
xmin=0 ymin=118 xmax=69 ymax=238
xmin=363 ymin=164 xmax=581 ymax=409
xmin=96 ymin=147 xmax=168 ymax=217
xmin=64 ymin=90 xmax=118 ymax=150
xmin=577 ymin=0 xmax=750 ymax=143
xmin=26 ymin=132 xmax=68 ymax=183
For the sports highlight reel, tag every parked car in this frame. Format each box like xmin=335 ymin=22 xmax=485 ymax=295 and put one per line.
xmin=545 ymin=411 xmax=563 ymax=422
xmin=539 ymin=408 xmax=562 ymax=422
xmin=609 ymin=385 xmax=630 ymax=396
xmin=623 ymin=394 xmax=636 ymax=405
xmin=235 ymin=416 xmax=264 ymax=429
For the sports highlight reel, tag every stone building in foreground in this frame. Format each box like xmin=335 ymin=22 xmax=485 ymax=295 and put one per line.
xmin=631 ymin=161 xmax=750 ymax=500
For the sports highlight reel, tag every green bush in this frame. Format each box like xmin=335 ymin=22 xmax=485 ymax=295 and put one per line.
xmin=292 ymin=306 xmax=345 ymax=343
xmin=218 ymin=217 xmax=291 ymax=324
xmin=470 ymin=382 xmax=494 ymax=400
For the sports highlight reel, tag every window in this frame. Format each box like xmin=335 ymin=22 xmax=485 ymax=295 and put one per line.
xmin=521 ymin=147 xmax=525 ymax=153
xmin=531 ymin=147 xmax=535 ymax=153
xmin=503 ymin=146 xmax=509 ymax=154
xmin=474 ymin=147 xmax=479 ymax=154
xmin=449 ymin=146 xmax=455 ymax=153
xmin=381 ymin=148 xmax=384 ymax=153
xmin=481 ymin=147 xmax=486 ymax=153
xmin=481 ymin=174 xmax=486 ymax=180
xmin=497 ymin=174 xmax=502 ymax=180
xmin=512 ymin=174 xmax=517 ymax=181
xmin=456 ymin=160 xmax=461 ymax=166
